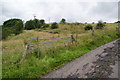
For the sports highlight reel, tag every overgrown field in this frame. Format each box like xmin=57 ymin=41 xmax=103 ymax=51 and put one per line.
xmin=2 ymin=23 xmax=120 ymax=78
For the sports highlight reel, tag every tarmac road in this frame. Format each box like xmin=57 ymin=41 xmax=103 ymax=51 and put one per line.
xmin=42 ymin=38 xmax=120 ymax=79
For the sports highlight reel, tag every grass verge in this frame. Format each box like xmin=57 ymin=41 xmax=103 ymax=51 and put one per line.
xmin=2 ymin=28 xmax=120 ymax=78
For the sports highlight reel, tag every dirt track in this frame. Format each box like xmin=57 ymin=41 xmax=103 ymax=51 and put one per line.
xmin=43 ymin=38 xmax=120 ymax=78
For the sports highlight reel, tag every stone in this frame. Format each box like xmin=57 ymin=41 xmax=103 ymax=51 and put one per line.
xmin=100 ymin=53 xmax=108 ymax=57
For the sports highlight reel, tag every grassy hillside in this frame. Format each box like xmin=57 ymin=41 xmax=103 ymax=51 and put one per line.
xmin=2 ymin=23 xmax=120 ymax=78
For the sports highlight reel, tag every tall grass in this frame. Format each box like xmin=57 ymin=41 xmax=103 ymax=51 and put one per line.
xmin=2 ymin=23 xmax=120 ymax=78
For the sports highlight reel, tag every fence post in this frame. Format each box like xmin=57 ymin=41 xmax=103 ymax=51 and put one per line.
xmin=71 ymin=34 xmax=76 ymax=44
xmin=36 ymin=36 xmax=39 ymax=42
xmin=36 ymin=36 xmax=40 ymax=58
xmin=19 ymin=42 xmax=29 ymax=64
xmin=64 ymin=43 xmax=67 ymax=47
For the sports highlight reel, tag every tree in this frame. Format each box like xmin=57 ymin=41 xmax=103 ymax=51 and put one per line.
xmin=60 ymin=18 xmax=66 ymax=23
xmin=25 ymin=19 xmax=44 ymax=30
xmin=51 ymin=22 xmax=58 ymax=29
xmin=115 ymin=21 xmax=120 ymax=23
xmin=2 ymin=27 xmax=12 ymax=39
xmin=3 ymin=18 xmax=23 ymax=28
xmin=104 ymin=22 xmax=107 ymax=24
xmin=96 ymin=20 xmax=105 ymax=29
xmin=42 ymin=24 xmax=49 ymax=28
xmin=84 ymin=24 xmax=93 ymax=30
xmin=2 ymin=18 xmax=23 ymax=39
xmin=40 ymin=19 xmax=45 ymax=25
xmin=25 ymin=20 xmax=36 ymax=30
xmin=14 ymin=20 xmax=24 ymax=35
xmin=33 ymin=19 xmax=41 ymax=28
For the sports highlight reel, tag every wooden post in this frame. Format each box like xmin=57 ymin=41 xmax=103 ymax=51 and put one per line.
xmin=36 ymin=36 xmax=40 ymax=58
xmin=71 ymin=34 xmax=75 ymax=44
xmin=26 ymin=44 xmax=31 ymax=54
xmin=19 ymin=44 xmax=29 ymax=64
xmin=36 ymin=36 xmax=39 ymax=42
xmin=58 ymin=34 xmax=60 ymax=37
xmin=64 ymin=43 xmax=67 ymax=47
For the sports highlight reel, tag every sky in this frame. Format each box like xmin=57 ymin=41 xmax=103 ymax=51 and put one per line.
xmin=0 ymin=0 xmax=119 ymax=25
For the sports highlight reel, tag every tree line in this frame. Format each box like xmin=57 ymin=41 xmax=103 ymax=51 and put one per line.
xmin=2 ymin=17 xmax=118 ymax=40
xmin=2 ymin=18 xmax=66 ymax=39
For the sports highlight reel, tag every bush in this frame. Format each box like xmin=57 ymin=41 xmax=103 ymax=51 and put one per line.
xmin=40 ymin=19 xmax=45 ymax=25
xmin=14 ymin=21 xmax=23 ymax=35
xmin=51 ymin=22 xmax=58 ymax=29
xmin=116 ymin=32 xmax=120 ymax=37
xmin=42 ymin=24 xmax=49 ymax=28
xmin=25 ymin=20 xmax=36 ymax=30
xmin=115 ymin=21 xmax=120 ymax=23
xmin=2 ymin=27 xmax=12 ymax=39
xmin=2 ymin=18 xmax=23 ymax=39
xmin=33 ymin=19 xmax=41 ymax=28
xmin=84 ymin=24 xmax=93 ymax=30
xmin=96 ymin=20 xmax=105 ymax=29
xmin=25 ymin=19 xmax=42 ymax=30
xmin=60 ymin=18 xmax=66 ymax=23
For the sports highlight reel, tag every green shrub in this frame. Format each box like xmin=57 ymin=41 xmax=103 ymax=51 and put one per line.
xmin=2 ymin=18 xmax=23 ymax=39
xmin=25 ymin=20 xmax=36 ymax=30
xmin=40 ymin=19 xmax=45 ymax=25
xmin=33 ymin=19 xmax=41 ymax=28
xmin=84 ymin=24 xmax=93 ymax=30
xmin=96 ymin=20 xmax=105 ymax=29
xmin=51 ymin=22 xmax=58 ymax=29
xmin=115 ymin=21 xmax=120 ymax=23
xmin=60 ymin=18 xmax=66 ymax=23
xmin=25 ymin=19 xmax=40 ymax=30
xmin=42 ymin=24 xmax=49 ymax=28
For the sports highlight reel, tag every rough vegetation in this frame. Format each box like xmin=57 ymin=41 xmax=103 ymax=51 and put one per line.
xmin=2 ymin=19 xmax=23 ymax=39
xmin=96 ymin=20 xmax=105 ymax=29
xmin=50 ymin=22 xmax=59 ymax=29
xmin=84 ymin=24 xmax=93 ymax=30
xmin=60 ymin=18 xmax=66 ymax=23
xmin=2 ymin=18 xmax=120 ymax=78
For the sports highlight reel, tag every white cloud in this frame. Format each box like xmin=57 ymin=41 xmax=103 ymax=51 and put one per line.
xmin=0 ymin=0 xmax=119 ymax=24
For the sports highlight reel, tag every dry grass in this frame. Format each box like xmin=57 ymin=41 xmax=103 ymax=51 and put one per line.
xmin=2 ymin=23 xmax=117 ymax=54
xmin=2 ymin=23 xmax=88 ymax=54
xmin=2 ymin=23 xmax=120 ymax=78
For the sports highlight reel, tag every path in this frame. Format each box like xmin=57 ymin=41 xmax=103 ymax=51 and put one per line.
xmin=43 ymin=38 xmax=120 ymax=78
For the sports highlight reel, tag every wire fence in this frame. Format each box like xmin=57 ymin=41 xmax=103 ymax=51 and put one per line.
xmin=27 ymin=35 xmax=76 ymax=50
xmin=2 ymin=35 xmax=75 ymax=54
